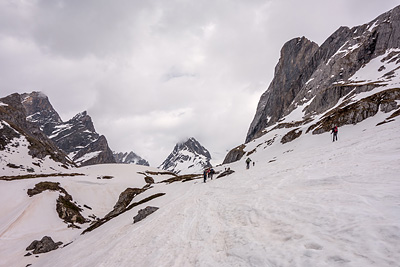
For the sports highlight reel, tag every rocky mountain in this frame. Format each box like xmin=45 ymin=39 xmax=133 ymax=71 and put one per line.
xmin=224 ymin=5 xmax=400 ymax=164
xmin=113 ymin=151 xmax=150 ymax=166
xmin=21 ymin=92 xmax=115 ymax=167
xmin=159 ymin=137 xmax=212 ymax=174
xmin=0 ymin=93 xmax=74 ymax=175
xmin=246 ymin=5 xmax=400 ymax=143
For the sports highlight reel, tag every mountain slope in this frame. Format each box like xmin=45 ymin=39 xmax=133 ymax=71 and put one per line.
xmin=0 ymin=93 xmax=74 ymax=175
xmin=246 ymin=5 xmax=400 ymax=143
xmin=159 ymin=137 xmax=212 ymax=174
xmin=1 ymin=112 xmax=398 ymax=267
xmin=20 ymin=92 xmax=116 ymax=167
xmin=47 ymin=111 xmax=115 ymax=166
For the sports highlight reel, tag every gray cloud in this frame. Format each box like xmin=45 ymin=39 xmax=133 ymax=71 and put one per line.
xmin=1 ymin=0 xmax=399 ymax=165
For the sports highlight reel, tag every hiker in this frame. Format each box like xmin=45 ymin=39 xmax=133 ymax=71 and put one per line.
xmin=209 ymin=168 xmax=215 ymax=180
xmin=331 ymin=125 xmax=338 ymax=142
xmin=203 ymin=169 xmax=208 ymax=183
xmin=246 ymin=157 xmax=252 ymax=169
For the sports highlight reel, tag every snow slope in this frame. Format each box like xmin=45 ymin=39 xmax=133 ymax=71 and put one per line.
xmin=1 ymin=111 xmax=399 ymax=267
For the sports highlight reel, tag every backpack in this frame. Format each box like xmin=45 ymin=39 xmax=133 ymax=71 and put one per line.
xmin=246 ymin=158 xmax=251 ymax=163
xmin=334 ymin=126 xmax=338 ymax=133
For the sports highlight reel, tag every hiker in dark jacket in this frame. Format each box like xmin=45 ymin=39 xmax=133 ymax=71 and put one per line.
xmin=246 ymin=157 xmax=252 ymax=169
xmin=203 ymin=169 xmax=208 ymax=183
xmin=331 ymin=125 xmax=338 ymax=142
xmin=209 ymin=168 xmax=215 ymax=180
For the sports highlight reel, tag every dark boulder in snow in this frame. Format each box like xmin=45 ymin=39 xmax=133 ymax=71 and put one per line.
xmin=217 ymin=168 xmax=235 ymax=179
xmin=133 ymin=206 xmax=159 ymax=223
xmin=281 ymin=128 xmax=302 ymax=144
xmin=144 ymin=176 xmax=155 ymax=184
xmin=26 ymin=236 xmax=63 ymax=254
xmin=106 ymin=188 xmax=145 ymax=217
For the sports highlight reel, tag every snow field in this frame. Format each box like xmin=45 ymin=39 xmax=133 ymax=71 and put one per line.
xmin=0 ymin=112 xmax=399 ymax=267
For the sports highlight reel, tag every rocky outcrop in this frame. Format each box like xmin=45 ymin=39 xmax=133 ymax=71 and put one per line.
xmin=0 ymin=93 xmax=74 ymax=168
xmin=144 ymin=176 xmax=155 ymax=184
xmin=106 ymin=188 xmax=145 ymax=217
xmin=216 ymin=168 xmax=235 ymax=179
xmin=159 ymin=137 xmax=212 ymax=174
xmin=133 ymin=206 xmax=159 ymax=223
xmin=22 ymin=91 xmax=63 ymax=134
xmin=20 ymin=92 xmax=116 ymax=167
xmin=222 ymin=144 xmax=246 ymax=165
xmin=28 ymin=181 xmax=87 ymax=225
xmin=246 ymin=5 xmax=400 ymax=143
xmin=26 ymin=236 xmax=63 ymax=255
xmin=113 ymin=151 xmax=150 ymax=166
xmin=307 ymin=88 xmax=400 ymax=134
xmin=281 ymin=128 xmax=302 ymax=144
xmin=246 ymin=37 xmax=319 ymax=142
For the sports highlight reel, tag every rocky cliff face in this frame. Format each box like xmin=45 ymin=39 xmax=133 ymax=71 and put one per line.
xmin=0 ymin=93 xmax=74 ymax=175
xmin=246 ymin=5 xmax=400 ymax=143
xmin=20 ymin=92 xmax=116 ymax=167
xmin=159 ymin=137 xmax=212 ymax=174
xmin=44 ymin=111 xmax=115 ymax=166
xmin=113 ymin=151 xmax=150 ymax=166
xmin=21 ymin=91 xmax=63 ymax=135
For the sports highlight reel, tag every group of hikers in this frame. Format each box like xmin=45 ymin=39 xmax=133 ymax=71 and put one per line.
xmin=203 ymin=168 xmax=215 ymax=183
xmin=203 ymin=125 xmax=339 ymax=181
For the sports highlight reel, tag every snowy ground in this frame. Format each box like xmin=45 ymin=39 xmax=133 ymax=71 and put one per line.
xmin=0 ymin=113 xmax=399 ymax=267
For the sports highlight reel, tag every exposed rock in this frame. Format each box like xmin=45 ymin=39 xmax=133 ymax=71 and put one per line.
xmin=308 ymin=88 xmax=400 ymax=134
xmin=133 ymin=206 xmax=159 ymax=223
xmin=27 ymin=181 xmax=67 ymax=197
xmin=144 ymin=176 xmax=155 ymax=184
xmin=159 ymin=174 xmax=201 ymax=184
xmin=18 ymin=92 xmax=116 ymax=167
xmin=281 ymin=128 xmax=302 ymax=144
xmin=246 ymin=37 xmax=319 ymax=142
xmin=27 ymin=181 xmax=87 ymax=225
xmin=246 ymin=5 xmax=400 ymax=143
xmin=56 ymin=195 xmax=86 ymax=224
xmin=82 ymin=192 xmax=165 ymax=234
xmin=21 ymin=91 xmax=63 ymax=134
xmin=106 ymin=188 xmax=145 ymax=217
xmin=26 ymin=236 xmax=63 ymax=254
xmin=0 ymin=93 xmax=74 ymax=168
xmin=222 ymin=144 xmax=246 ymax=165
xmin=217 ymin=168 xmax=235 ymax=179
xmin=46 ymin=111 xmax=116 ymax=167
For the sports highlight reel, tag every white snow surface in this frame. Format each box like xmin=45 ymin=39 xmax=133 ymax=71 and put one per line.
xmin=1 ymin=112 xmax=399 ymax=267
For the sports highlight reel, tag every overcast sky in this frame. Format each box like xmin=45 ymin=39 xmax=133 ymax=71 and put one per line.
xmin=1 ymin=0 xmax=399 ymax=166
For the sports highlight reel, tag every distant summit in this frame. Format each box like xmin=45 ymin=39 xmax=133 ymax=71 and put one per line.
xmin=159 ymin=137 xmax=212 ymax=174
xmin=113 ymin=151 xmax=150 ymax=166
xmin=21 ymin=92 xmax=115 ymax=166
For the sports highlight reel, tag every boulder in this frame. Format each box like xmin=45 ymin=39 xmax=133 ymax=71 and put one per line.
xmin=26 ymin=236 xmax=63 ymax=254
xmin=133 ymin=206 xmax=159 ymax=223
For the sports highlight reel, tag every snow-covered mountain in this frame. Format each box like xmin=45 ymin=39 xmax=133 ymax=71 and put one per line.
xmin=113 ymin=151 xmax=150 ymax=166
xmin=246 ymin=5 xmax=400 ymax=144
xmin=225 ymin=5 xmax=400 ymax=164
xmin=0 ymin=5 xmax=399 ymax=267
xmin=159 ymin=137 xmax=212 ymax=174
xmin=0 ymin=93 xmax=74 ymax=176
xmin=20 ymin=92 xmax=115 ymax=167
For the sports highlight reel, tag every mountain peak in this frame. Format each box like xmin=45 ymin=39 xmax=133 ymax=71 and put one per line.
xmin=159 ymin=137 xmax=211 ymax=174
